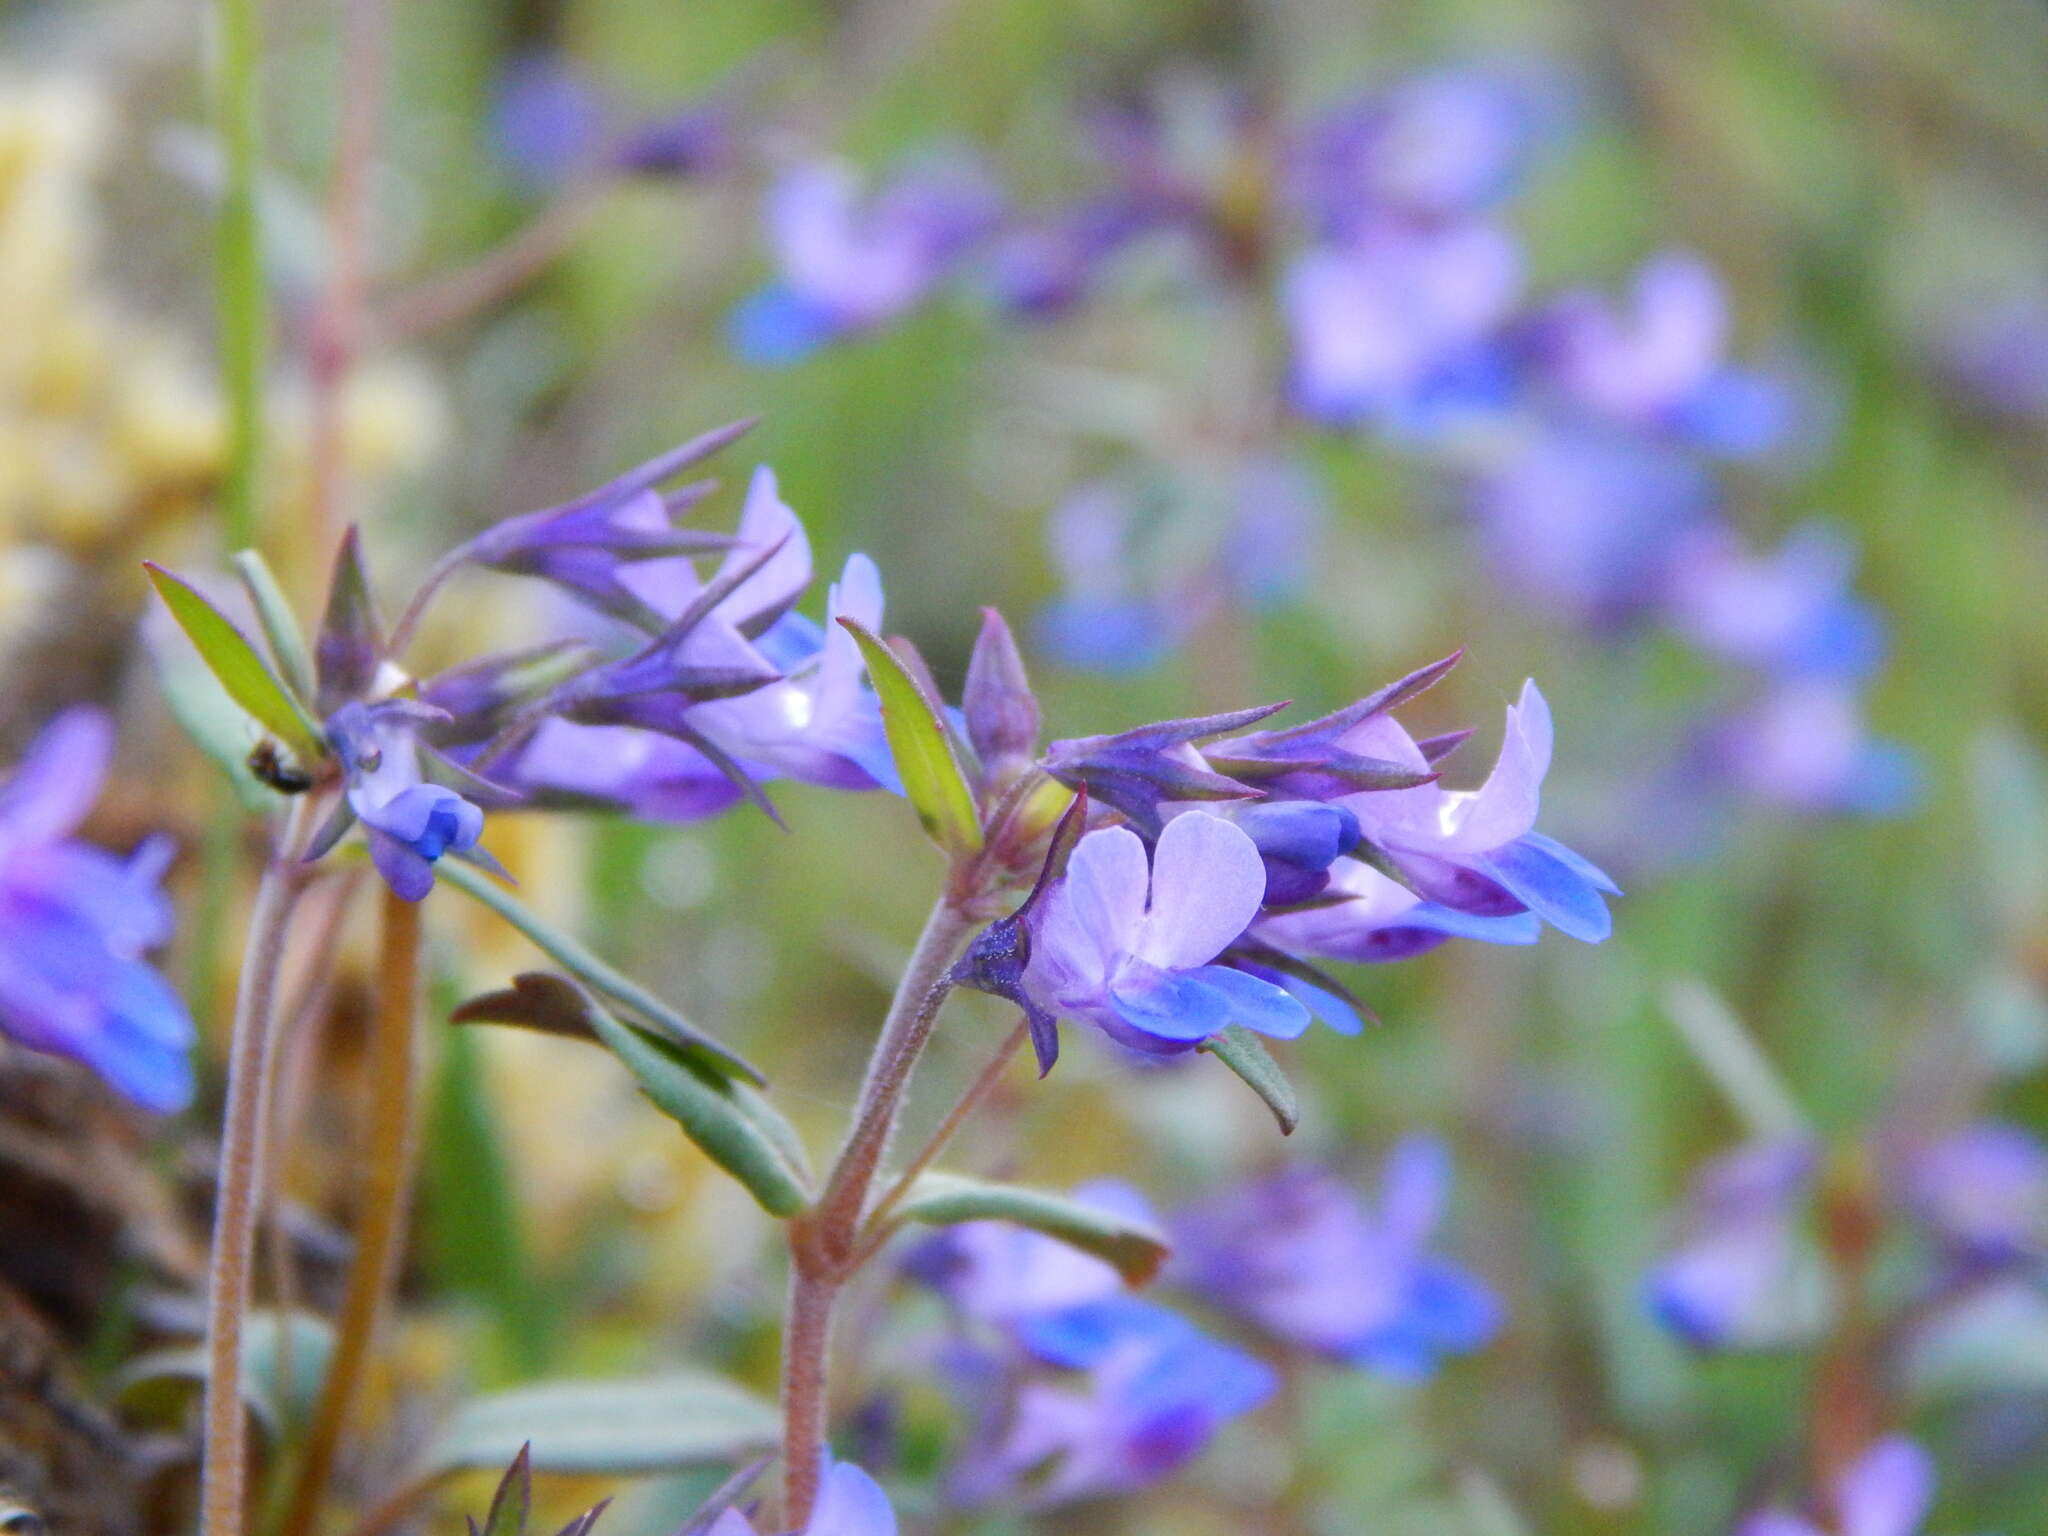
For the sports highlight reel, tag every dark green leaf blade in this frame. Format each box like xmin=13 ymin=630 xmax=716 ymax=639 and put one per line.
xmin=144 ymin=562 xmax=323 ymax=760
xmin=582 ymin=996 xmax=811 ymax=1217
xmin=1200 ymin=1025 xmax=1299 ymax=1135
xmin=895 ymin=1171 xmax=1170 ymax=1286
xmin=840 ymin=619 xmax=982 ymax=857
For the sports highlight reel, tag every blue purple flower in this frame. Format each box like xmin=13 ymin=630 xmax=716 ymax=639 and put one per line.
xmin=731 ymin=157 xmax=1002 ymax=363
xmin=1642 ymin=1137 xmax=1822 ymax=1351
xmin=0 ymin=709 xmax=194 ymax=1112
xmin=1016 ymin=812 xmax=1310 ymax=1057
xmin=1736 ymin=1437 xmax=1935 ymax=1536
xmin=1172 ymin=1142 xmax=1501 ymax=1378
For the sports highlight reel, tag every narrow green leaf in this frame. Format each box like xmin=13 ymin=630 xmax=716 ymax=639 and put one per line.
xmin=145 ymin=612 xmax=272 ymax=811
xmin=423 ymin=1371 xmax=779 ymax=1478
xmin=436 ymin=858 xmax=762 ymax=1085
xmin=114 ymin=1310 xmax=333 ymax=1437
xmin=230 ymin=548 xmax=315 ymax=700
xmin=582 ymin=996 xmax=810 ymax=1217
xmin=144 ymin=563 xmax=322 ymax=760
xmin=1200 ymin=1025 xmax=1299 ymax=1135
xmin=895 ymin=1171 xmax=1170 ymax=1286
xmin=840 ymin=619 xmax=982 ymax=856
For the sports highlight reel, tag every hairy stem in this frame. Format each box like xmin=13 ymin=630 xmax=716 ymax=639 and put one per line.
xmin=857 ymin=1015 xmax=1029 ymax=1258
xmin=781 ymin=892 xmax=978 ymax=1526
xmin=274 ymin=885 xmax=423 ymax=1536
xmin=200 ymin=802 xmax=314 ymax=1536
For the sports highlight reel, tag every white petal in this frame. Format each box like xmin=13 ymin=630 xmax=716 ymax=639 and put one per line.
xmin=1134 ymin=812 xmax=1267 ymax=971
xmin=1438 ymin=679 xmax=1550 ymax=853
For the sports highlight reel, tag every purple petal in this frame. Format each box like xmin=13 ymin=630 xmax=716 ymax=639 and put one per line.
xmin=1108 ymin=968 xmax=1235 ymax=1043
xmin=0 ymin=708 xmax=111 ymax=851
xmin=805 ymin=1460 xmax=897 ymax=1536
xmin=1835 ymin=1438 xmax=1935 ymax=1536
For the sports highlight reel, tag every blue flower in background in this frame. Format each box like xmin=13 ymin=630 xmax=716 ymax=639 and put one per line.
xmin=1737 ymin=1437 xmax=1934 ymax=1536
xmin=1173 ymin=1143 xmax=1501 ymax=1379
xmin=913 ymin=1181 xmax=1275 ymax=1508
xmin=0 ymin=709 xmax=194 ymax=1113
xmin=731 ymin=157 xmax=1002 ymax=364
xmin=1642 ymin=1137 xmax=1821 ymax=1350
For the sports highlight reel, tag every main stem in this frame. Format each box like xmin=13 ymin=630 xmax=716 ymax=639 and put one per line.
xmin=274 ymin=886 xmax=422 ymax=1536
xmin=200 ymin=804 xmax=313 ymax=1536
xmin=780 ymin=892 xmax=978 ymax=1526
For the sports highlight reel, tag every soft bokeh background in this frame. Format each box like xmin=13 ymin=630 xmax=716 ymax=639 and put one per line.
xmin=9 ymin=0 xmax=2048 ymax=1531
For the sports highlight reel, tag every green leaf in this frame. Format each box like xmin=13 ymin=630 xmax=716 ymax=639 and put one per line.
xmin=581 ymin=993 xmax=810 ymax=1218
xmin=423 ymin=1014 xmax=553 ymax=1377
xmin=145 ymin=609 xmax=273 ymax=811
xmin=423 ymin=1371 xmax=780 ymax=1479
xmin=894 ymin=1171 xmax=1170 ymax=1286
xmin=1200 ymin=1025 xmax=1299 ymax=1135
xmin=144 ymin=562 xmax=322 ymax=761
xmin=436 ymin=858 xmax=762 ymax=1085
xmin=113 ymin=1310 xmax=333 ymax=1438
xmin=840 ymin=619 xmax=982 ymax=857
xmin=230 ymin=547 xmax=315 ymax=701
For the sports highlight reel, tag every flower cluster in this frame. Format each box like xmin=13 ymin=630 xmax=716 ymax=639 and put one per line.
xmin=907 ymin=1145 xmax=1491 ymax=1506
xmin=0 ymin=709 xmax=193 ymax=1111
xmin=153 ymin=422 xmax=894 ymax=902
xmin=955 ymin=643 xmax=1611 ymax=1070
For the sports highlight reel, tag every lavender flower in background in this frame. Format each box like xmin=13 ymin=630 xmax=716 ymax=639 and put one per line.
xmin=730 ymin=157 xmax=1002 ymax=364
xmin=1173 ymin=1142 xmax=1501 ymax=1378
xmin=492 ymin=51 xmax=733 ymax=187
xmin=1282 ymin=218 xmax=1522 ymax=429
xmin=0 ymin=708 xmax=193 ymax=1112
xmin=1036 ymin=459 xmax=1323 ymax=674
xmin=1519 ymin=251 xmax=1803 ymax=458
xmin=911 ymin=1181 xmax=1276 ymax=1509
xmin=1901 ymin=1121 xmax=2048 ymax=1264
xmin=1931 ymin=299 xmax=2048 ymax=421
xmin=706 ymin=1461 xmax=897 ymax=1535
xmin=1642 ymin=1137 xmax=1822 ymax=1350
xmin=1737 ymin=1437 xmax=1935 ymax=1536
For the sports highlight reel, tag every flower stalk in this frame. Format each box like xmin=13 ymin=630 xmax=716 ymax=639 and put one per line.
xmin=780 ymin=887 xmax=981 ymax=1526
xmin=200 ymin=800 xmax=317 ymax=1536
xmin=272 ymin=882 xmax=423 ymax=1536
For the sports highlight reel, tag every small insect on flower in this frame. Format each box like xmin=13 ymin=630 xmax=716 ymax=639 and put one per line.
xmin=245 ymin=738 xmax=315 ymax=795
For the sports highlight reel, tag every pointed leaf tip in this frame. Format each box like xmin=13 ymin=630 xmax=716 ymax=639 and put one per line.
xmin=840 ymin=618 xmax=983 ymax=857
xmin=1200 ymin=1025 xmax=1299 ymax=1135
xmin=895 ymin=1172 xmax=1171 ymax=1287
xmin=144 ymin=562 xmax=323 ymax=761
